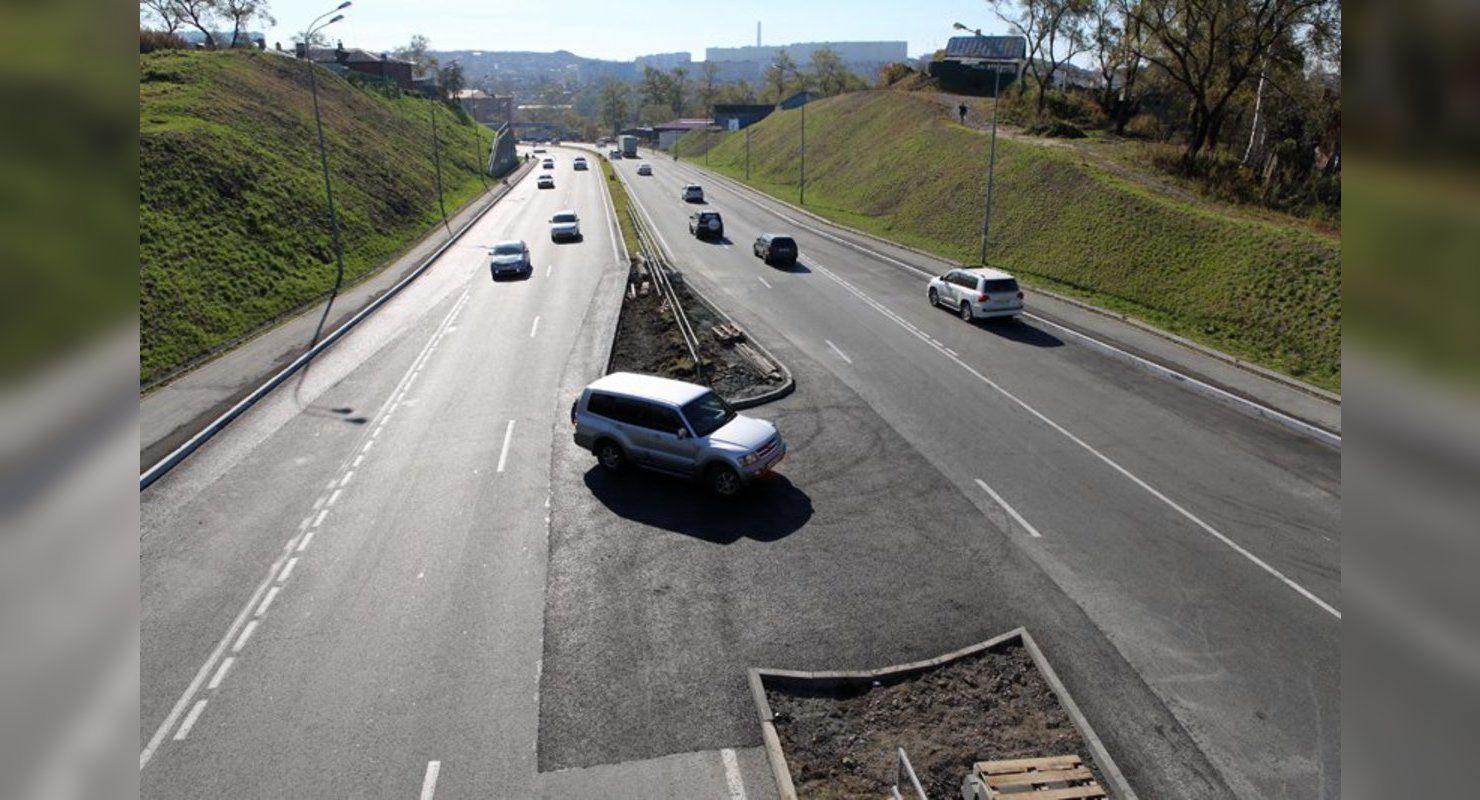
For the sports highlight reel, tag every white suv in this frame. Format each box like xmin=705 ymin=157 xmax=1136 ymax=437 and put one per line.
xmin=571 ymin=372 xmax=786 ymax=497
xmin=927 ymin=267 xmax=1024 ymax=321
xmin=549 ymin=210 xmax=581 ymax=242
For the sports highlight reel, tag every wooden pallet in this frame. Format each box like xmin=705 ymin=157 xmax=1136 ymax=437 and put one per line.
xmin=972 ymin=754 xmax=1105 ymax=799
xmin=711 ymin=323 xmax=746 ymax=345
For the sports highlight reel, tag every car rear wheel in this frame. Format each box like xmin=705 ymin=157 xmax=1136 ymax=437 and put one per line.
xmin=960 ymin=301 xmax=973 ymax=322
xmin=928 ymin=287 xmax=939 ymax=307
xmin=595 ymin=440 xmax=626 ymax=471
xmin=705 ymin=464 xmax=742 ymax=498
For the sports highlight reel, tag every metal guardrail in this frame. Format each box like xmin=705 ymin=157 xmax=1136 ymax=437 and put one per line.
xmin=627 ymin=206 xmax=704 ymax=383
xmin=892 ymin=747 xmax=930 ymax=800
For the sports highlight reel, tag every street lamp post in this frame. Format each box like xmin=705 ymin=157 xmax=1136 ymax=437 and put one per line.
xmin=428 ymin=59 xmax=457 ymax=237
xmin=300 ymin=2 xmax=351 ymax=354
xmin=799 ymin=100 xmax=805 ymax=206
xmin=981 ymin=65 xmax=1002 ymax=266
xmin=745 ymin=124 xmax=750 ymax=180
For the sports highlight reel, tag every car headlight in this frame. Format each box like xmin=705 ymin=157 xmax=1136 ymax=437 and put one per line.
xmin=739 ymin=450 xmax=762 ymax=466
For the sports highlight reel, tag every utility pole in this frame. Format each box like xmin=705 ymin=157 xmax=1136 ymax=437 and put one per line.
xmin=745 ymin=125 xmax=751 ymax=180
xmin=429 ymin=102 xmax=450 ymax=236
xmin=799 ymin=100 xmax=806 ymax=206
xmin=979 ymin=65 xmax=1003 ymax=266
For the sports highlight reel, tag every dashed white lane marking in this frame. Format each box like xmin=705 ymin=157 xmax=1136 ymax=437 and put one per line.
xmin=530 ymin=316 xmax=541 ymax=338
xmin=296 ymin=530 xmax=315 ymax=552
xmin=255 ymin=586 xmax=282 ymax=616
xmin=546 ymin=263 xmax=553 ymax=277
xmin=813 ymin=261 xmax=1340 ymax=619
xmin=172 ymin=701 xmax=207 ymax=741
xmin=721 ymin=748 xmax=748 ymax=800
xmin=824 ymin=339 xmax=853 ymax=365
xmin=326 ymin=489 xmax=343 ymax=507
xmin=497 ymin=420 xmax=516 ymax=473
xmin=419 ymin=761 xmax=442 ymax=800
xmin=339 ymin=470 xmax=355 ymax=488
xmin=311 ymin=495 xmax=325 ymax=511
xmin=299 ymin=515 xmax=314 ymax=531
xmin=278 ymin=557 xmax=299 ymax=583
xmin=373 ymin=424 xmax=385 ymax=438
xmin=362 ymin=438 xmax=375 ymax=454
xmin=757 ymin=275 xmax=772 ymax=289
xmin=974 ymin=478 xmax=1044 ymax=538
xmin=231 ymin=620 xmax=258 ymax=653
xmin=352 ymin=454 xmax=364 ymax=468
xmin=312 ymin=509 xmax=328 ymax=528
xmin=207 ymin=657 xmax=234 ymax=690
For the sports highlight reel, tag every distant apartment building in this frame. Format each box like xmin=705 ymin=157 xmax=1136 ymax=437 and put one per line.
xmin=704 ymin=41 xmax=907 ymax=81
xmin=294 ymin=42 xmax=416 ymax=91
xmin=634 ymin=52 xmax=692 ymax=72
xmin=455 ymin=89 xmax=514 ymax=126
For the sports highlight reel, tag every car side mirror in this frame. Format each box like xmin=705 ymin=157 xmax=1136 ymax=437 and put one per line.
xmin=675 ymin=428 xmax=689 ymax=439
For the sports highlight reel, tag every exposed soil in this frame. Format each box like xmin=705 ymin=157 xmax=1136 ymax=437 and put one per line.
xmin=767 ymin=641 xmax=1106 ymax=799
xmin=607 ymin=257 xmax=783 ymax=403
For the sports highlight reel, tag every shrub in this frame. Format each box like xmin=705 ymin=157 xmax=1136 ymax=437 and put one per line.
xmin=1026 ymin=120 xmax=1087 ymax=138
xmin=140 ymin=30 xmax=187 ymax=53
xmin=877 ymin=63 xmax=917 ymax=88
xmin=1124 ymin=113 xmax=1164 ymax=140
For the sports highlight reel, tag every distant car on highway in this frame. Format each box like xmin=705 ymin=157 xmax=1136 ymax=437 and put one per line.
xmin=573 ymin=156 xmax=588 ymax=171
xmin=571 ymin=372 xmax=786 ymax=497
xmin=537 ymin=174 xmax=555 ymax=189
xmin=637 ymin=163 xmax=653 ymax=175
xmin=927 ymin=267 xmax=1024 ymax=321
xmin=533 ymin=147 xmax=547 ymax=154
xmin=752 ymin=234 xmax=798 ymax=265
xmin=489 ymin=240 xmax=532 ymax=279
xmin=541 ymin=158 xmax=555 ymax=169
xmin=549 ymin=210 xmax=582 ymax=242
xmin=682 ymin=184 xmax=704 ymax=203
xmin=609 ymin=149 xmax=622 ymax=159
xmin=688 ymin=210 xmax=724 ymax=239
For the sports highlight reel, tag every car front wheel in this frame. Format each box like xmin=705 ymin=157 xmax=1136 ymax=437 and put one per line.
xmin=705 ymin=464 xmax=743 ymax=498
xmin=928 ymin=287 xmax=939 ymax=307
xmin=595 ymin=440 xmax=626 ymax=472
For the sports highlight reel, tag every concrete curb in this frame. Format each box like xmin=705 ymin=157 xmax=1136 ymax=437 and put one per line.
xmin=605 ymin=151 xmax=797 ymax=409
xmin=665 ymin=153 xmax=1341 ymax=421
xmin=139 ymin=163 xmax=535 ymax=490
xmin=747 ymin=627 xmax=1137 ymax=800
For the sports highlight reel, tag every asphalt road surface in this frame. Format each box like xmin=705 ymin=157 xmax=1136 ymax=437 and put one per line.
xmin=140 ymin=143 xmax=1338 ymax=799
xmin=577 ymin=151 xmax=1340 ymax=800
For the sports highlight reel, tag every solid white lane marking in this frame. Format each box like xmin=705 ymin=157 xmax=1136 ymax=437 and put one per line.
xmin=312 ymin=509 xmax=328 ymax=528
xmin=172 ymin=700 xmax=207 ymax=741
xmin=326 ymin=488 xmax=342 ymax=507
xmin=530 ymin=316 xmax=540 ymax=338
xmin=231 ymin=620 xmax=258 ymax=653
xmin=813 ymin=261 xmax=1340 ymax=619
xmin=278 ymin=557 xmax=299 ymax=583
xmin=339 ymin=470 xmax=354 ymax=488
xmin=419 ymin=761 xmax=442 ymax=800
xmin=255 ymin=586 xmax=281 ymax=616
xmin=296 ymin=530 xmax=315 ymax=552
xmin=721 ymin=748 xmax=748 ymax=800
xmin=974 ymin=479 xmax=1043 ymax=538
xmin=207 ymin=657 xmax=234 ymax=690
xmin=497 ymin=420 xmax=516 ymax=473
xmin=824 ymin=339 xmax=853 ymax=365
xmin=757 ymin=276 xmax=772 ymax=289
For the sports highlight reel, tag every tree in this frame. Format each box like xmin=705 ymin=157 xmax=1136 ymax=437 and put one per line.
xmin=174 ymin=0 xmax=221 ymax=48
xmin=698 ymin=61 xmax=721 ymax=112
xmin=1088 ymin=0 xmax=1146 ymax=132
xmin=1124 ymin=0 xmax=1337 ymax=161
xmin=668 ymin=66 xmax=690 ymax=114
xmin=764 ymin=49 xmax=797 ymax=102
xmin=437 ymin=61 xmax=465 ymax=102
xmin=807 ymin=48 xmax=852 ymax=96
xmin=991 ymin=0 xmax=1092 ymax=113
xmin=140 ymin=0 xmax=183 ymax=34
xmin=218 ymin=0 xmax=273 ymax=48
xmin=598 ymin=80 xmax=630 ymax=135
xmin=395 ymin=34 xmax=438 ymax=76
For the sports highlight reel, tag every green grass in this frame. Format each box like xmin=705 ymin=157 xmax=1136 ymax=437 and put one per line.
xmin=140 ymin=49 xmax=492 ymax=385
xmin=678 ymin=91 xmax=1341 ymax=391
xmin=598 ymin=154 xmax=639 ymax=257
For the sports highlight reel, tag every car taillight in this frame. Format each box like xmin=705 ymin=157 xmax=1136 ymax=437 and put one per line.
xmin=978 ymin=293 xmax=990 ymax=302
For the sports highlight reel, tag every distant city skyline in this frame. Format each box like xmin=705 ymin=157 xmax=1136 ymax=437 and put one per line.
xmin=248 ymin=0 xmax=1011 ymax=62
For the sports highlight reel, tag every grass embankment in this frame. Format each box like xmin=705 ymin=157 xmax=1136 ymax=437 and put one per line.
xmin=678 ymin=91 xmax=1341 ymax=390
xmin=598 ymin=154 xmax=639 ymax=257
xmin=140 ymin=49 xmax=492 ymax=385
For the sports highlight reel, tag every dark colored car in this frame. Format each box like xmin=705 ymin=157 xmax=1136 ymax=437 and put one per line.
xmin=752 ymin=234 xmax=798 ymax=265
xmin=688 ymin=210 xmax=724 ymax=239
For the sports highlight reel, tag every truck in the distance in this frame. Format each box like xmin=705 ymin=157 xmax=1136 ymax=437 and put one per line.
xmin=619 ymin=135 xmax=638 ymax=159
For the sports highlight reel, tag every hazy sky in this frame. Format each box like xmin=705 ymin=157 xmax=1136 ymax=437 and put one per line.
xmin=253 ymin=0 xmax=1014 ymax=60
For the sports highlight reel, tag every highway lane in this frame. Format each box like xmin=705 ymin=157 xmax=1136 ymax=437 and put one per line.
xmin=140 ymin=147 xmax=638 ymax=797
xmin=613 ymin=152 xmax=1339 ymax=800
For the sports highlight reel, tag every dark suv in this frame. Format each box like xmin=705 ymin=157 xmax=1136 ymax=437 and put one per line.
xmin=688 ymin=210 xmax=724 ymax=239
xmin=752 ymin=234 xmax=798 ymax=265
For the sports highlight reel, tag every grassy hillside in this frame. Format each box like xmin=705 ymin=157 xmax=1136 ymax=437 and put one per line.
xmin=140 ymin=50 xmax=493 ymax=385
xmin=679 ymin=91 xmax=1341 ymax=390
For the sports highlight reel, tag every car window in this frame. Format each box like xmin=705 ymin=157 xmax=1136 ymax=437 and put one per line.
xmin=493 ymin=243 xmax=523 ymax=255
xmin=643 ymin=406 xmax=685 ymax=434
xmin=586 ymin=392 xmax=617 ymax=419
xmin=955 ymin=273 xmax=979 ymax=289
xmin=982 ymin=279 xmax=1019 ymax=292
xmin=681 ymin=391 xmax=736 ymax=438
xmin=772 ymin=237 xmax=796 ymax=248
xmin=552 ymin=213 xmax=577 ymax=223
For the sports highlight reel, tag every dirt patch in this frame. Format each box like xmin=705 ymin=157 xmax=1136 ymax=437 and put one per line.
xmin=766 ymin=641 xmax=1106 ymax=799
xmin=607 ymin=257 xmax=783 ymax=403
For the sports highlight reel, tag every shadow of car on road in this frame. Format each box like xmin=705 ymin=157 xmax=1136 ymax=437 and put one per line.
xmin=769 ymin=259 xmax=812 ymax=274
xmin=977 ymin=317 xmax=1064 ymax=347
xmin=582 ymin=466 xmax=812 ymax=544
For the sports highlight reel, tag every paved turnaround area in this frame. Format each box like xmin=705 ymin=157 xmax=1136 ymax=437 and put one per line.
xmin=141 ymin=144 xmax=1338 ymax=799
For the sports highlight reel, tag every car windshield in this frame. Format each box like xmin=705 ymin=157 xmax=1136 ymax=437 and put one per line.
xmin=493 ymin=243 xmax=523 ymax=255
xmin=681 ymin=391 xmax=736 ymax=437
xmin=772 ymin=237 xmax=796 ymax=248
xmin=552 ymin=213 xmax=577 ymax=223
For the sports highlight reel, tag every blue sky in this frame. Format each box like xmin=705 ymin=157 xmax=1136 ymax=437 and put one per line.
xmin=254 ymin=0 xmax=1014 ymax=60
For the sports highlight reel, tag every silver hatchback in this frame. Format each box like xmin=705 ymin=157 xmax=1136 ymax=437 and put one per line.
xmin=571 ymin=372 xmax=786 ymax=497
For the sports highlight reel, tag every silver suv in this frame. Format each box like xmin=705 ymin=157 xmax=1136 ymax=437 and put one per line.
xmin=571 ymin=372 xmax=786 ymax=497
